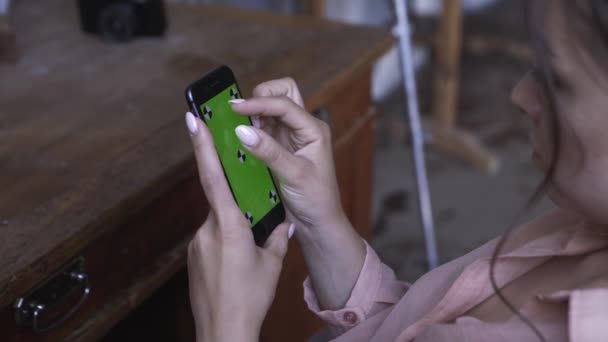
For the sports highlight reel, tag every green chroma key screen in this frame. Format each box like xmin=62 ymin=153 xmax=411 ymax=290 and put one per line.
xmin=199 ymin=84 xmax=280 ymax=227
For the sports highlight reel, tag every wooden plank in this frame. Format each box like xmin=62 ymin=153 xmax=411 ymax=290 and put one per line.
xmin=328 ymin=69 xmax=374 ymax=235
xmin=432 ymin=0 xmax=463 ymax=128
xmin=0 ymin=15 xmax=16 ymax=64
xmin=0 ymin=0 xmax=392 ymax=310
xmin=413 ymin=32 xmax=531 ymax=62
xmin=352 ymin=107 xmax=376 ymax=240
xmin=304 ymin=0 xmax=326 ymax=17
xmin=423 ymin=119 xmax=500 ymax=175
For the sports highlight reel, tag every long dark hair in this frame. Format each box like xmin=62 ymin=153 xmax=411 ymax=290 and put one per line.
xmin=488 ymin=1 xmax=608 ymax=341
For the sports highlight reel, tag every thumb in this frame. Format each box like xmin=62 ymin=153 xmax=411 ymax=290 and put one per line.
xmin=263 ymin=223 xmax=294 ymax=259
xmin=234 ymin=125 xmax=305 ymax=182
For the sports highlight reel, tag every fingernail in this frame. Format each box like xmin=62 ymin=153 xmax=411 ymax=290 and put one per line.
xmin=185 ymin=112 xmax=198 ymax=136
xmin=229 ymin=99 xmax=246 ymax=104
xmin=235 ymin=125 xmax=260 ymax=147
xmin=288 ymin=224 xmax=296 ymax=239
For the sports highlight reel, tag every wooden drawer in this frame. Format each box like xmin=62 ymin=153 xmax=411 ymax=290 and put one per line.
xmin=0 ymin=172 xmax=206 ymax=341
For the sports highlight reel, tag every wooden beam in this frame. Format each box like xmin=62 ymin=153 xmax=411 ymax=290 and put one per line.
xmin=423 ymin=119 xmax=500 ymax=175
xmin=432 ymin=0 xmax=463 ymax=128
xmin=413 ymin=32 xmax=532 ymax=62
xmin=304 ymin=0 xmax=324 ymax=17
xmin=0 ymin=16 xmax=16 ymax=64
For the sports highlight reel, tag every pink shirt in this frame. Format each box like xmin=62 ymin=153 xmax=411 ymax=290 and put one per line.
xmin=304 ymin=209 xmax=608 ymax=341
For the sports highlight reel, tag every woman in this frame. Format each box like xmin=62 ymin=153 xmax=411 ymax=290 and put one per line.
xmin=184 ymin=0 xmax=608 ymax=341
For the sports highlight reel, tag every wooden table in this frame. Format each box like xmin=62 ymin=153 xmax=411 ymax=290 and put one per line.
xmin=0 ymin=1 xmax=392 ymax=341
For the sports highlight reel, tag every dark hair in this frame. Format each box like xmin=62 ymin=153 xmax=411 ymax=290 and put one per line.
xmin=488 ymin=1 xmax=608 ymax=341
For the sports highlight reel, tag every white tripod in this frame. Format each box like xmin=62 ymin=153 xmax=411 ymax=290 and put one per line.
xmin=393 ymin=0 xmax=439 ymax=269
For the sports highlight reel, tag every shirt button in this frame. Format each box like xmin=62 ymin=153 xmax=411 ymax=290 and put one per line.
xmin=343 ymin=311 xmax=358 ymax=325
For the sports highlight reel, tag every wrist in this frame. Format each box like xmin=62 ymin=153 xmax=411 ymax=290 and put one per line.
xmin=295 ymin=212 xmax=363 ymax=258
xmin=198 ymin=317 xmax=261 ymax=342
xmin=294 ymin=211 xmax=365 ymax=274
xmin=295 ymin=211 xmax=351 ymax=243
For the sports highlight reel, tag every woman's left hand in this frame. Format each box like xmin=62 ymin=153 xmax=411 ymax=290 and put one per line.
xmin=185 ymin=112 xmax=293 ymax=342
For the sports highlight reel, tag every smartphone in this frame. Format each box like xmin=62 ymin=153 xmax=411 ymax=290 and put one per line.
xmin=185 ymin=66 xmax=285 ymax=246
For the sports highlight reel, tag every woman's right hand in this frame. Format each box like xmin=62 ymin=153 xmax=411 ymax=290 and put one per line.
xmin=231 ymin=78 xmax=367 ymax=310
xmin=230 ymin=78 xmax=346 ymax=235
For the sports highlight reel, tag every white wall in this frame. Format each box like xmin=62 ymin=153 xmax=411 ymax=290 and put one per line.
xmin=412 ymin=0 xmax=498 ymax=17
xmin=168 ymin=0 xmax=298 ymax=14
xmin=0 ymin=0 xmax=11 ymax=16
xmin=324 ymin=0 xmax=499 ymax=100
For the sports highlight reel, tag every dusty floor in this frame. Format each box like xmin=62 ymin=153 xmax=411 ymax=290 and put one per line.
xmin=370 ymin=0 xmax=554 ymax=282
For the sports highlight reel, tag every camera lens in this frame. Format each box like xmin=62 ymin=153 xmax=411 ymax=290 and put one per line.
xmin=98 ymin=3 xmax=137 ymax=42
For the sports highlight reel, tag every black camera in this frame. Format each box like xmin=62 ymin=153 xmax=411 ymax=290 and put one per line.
xmin=77 ymin=0 xmax=167 ymax=42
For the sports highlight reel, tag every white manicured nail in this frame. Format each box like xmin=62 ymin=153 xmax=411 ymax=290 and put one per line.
xmin=229 ymin=99 xmax=246 ymax=104
xmin=185 ymin=112 xmax=198 ymax=135
xmin=288 ymin=224 xmax=296 ymax=239
xmin=235 ymin=125 xmax=260 ymax=147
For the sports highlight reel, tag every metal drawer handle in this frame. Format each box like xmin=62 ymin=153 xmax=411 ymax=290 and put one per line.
xmin=13 ymin=257 xmax=90 ymax=333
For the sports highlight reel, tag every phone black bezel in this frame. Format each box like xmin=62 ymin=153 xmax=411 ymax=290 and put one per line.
xmin=185 ymin=65 xmax=285 ymax=246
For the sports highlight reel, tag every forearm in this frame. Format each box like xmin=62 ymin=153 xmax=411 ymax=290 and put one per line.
xmin=296 ymin=214 xmax=367 ymax=310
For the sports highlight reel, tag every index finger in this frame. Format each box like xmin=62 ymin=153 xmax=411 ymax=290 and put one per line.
xmin=186 ymin=112 xmax=240 ymax=215
xmin=231 ymin=96 xmax=321 ymax=141
xmin=253 ymin=77 xmax=304 ymax=108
